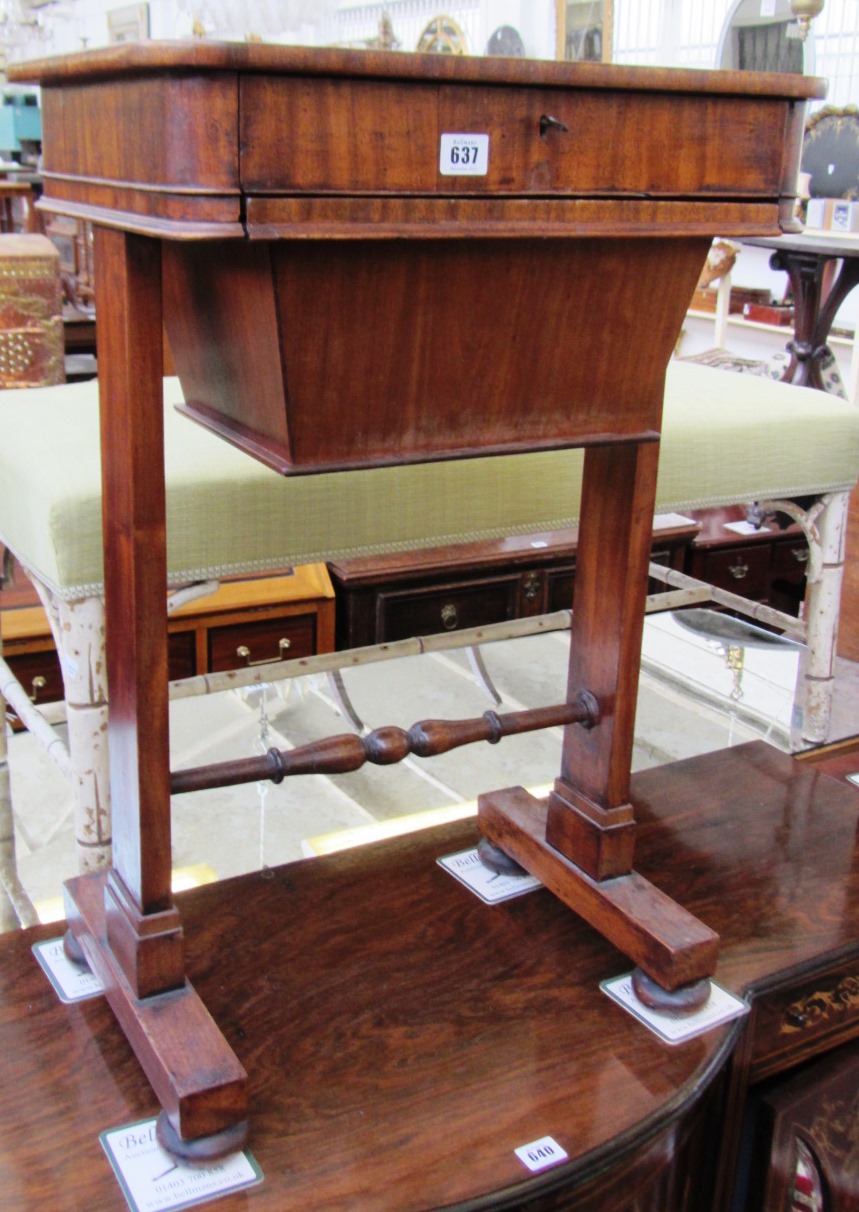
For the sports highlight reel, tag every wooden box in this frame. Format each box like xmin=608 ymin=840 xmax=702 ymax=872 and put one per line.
xmin=107 ymin=49 xmax=813 ymax=476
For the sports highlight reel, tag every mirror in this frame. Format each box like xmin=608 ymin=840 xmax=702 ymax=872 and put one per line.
xmin=718 ymin=0 xmax=808 ymax=74
xmin=555 ymin=0 xmax=613 ymax=63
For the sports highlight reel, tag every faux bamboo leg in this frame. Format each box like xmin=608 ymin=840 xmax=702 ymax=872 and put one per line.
xmin=31 ymin=584 xmax=111 ymax=872
xmin=0 ymin=619 xmax=18 ymax=933
xmin=798 ymin=490 xmax=850 ymax=746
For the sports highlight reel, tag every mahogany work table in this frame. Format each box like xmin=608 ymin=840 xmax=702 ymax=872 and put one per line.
xmin=9 ymin=43 xmax=824 ymax=1156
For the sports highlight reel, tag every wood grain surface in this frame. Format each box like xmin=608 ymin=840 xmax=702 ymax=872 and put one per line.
xmin=5 ymin=46 xmax=834 ymax=1193
xmin=3 ymin=742 xmax=859 ymax=1211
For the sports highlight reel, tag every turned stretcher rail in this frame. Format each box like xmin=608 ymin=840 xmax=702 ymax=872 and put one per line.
xmin=170 ymin=691 xmax=599 ymax=795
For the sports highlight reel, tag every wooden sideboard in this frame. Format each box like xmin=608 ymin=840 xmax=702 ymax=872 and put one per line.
xmin=0 ymin=553 xmax=335 ymax=720
xmin=329 ymin=507 xmax=809 ymax=651
xmin=328 ymin=519 xmax=698 ymax=650
xmin=685 ymin=505 xmax=809 ymax=620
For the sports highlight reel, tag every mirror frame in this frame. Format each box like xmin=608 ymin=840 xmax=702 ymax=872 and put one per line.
xmin=555 ymin=0 xmax=614 ymax=62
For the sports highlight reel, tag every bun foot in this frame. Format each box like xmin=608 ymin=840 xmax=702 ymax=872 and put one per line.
xmin=62 ymin=928 xmax=87 ymax=968
xmin=477 ymin=835 xmax=528 ymax=877
xmin=155 ymin=1110 xmax=250 ymax=1162
xmin=631 ymin=967 xmax=711 ymax=1014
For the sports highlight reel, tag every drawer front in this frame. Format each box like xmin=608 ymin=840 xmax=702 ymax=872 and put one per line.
xmin=750 ymin=965 xmax=859 ymax=1079
xmin=697 ymin=544 xmax=771 ymax=599
xmin=167 ymin=631 xmax=197 ymax=682
xmin=377 ymin=578 xmax=517 ymax=642
xmin=769 ymin=537 xmax=808 ymax=617
xmin=518 ymin=569 xmax=549 ymax=617
xmin=647 ymin=547 xmax=673 ymax=594
xmin=547 ymin=567 xmax=576 ymax=615
xmin=4 ymin=648 xmax=64 ymax=707
xmin=771 ymin=538 xmax=809 ymax=588
xmin=208 ymin=613 xmax=317 ymax=673
xmin=241 ymin=75 xmax=787 ymax=198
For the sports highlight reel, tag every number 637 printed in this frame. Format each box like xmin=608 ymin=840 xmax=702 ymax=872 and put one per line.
xmin=439 ymin=133 xmax=490 ymax=176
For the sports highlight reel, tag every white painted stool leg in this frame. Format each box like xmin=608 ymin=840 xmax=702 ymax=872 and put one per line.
xmin=33 ymin=584 xmax=112 ymax=872
xmin=0 ymin=628 xmax=18 ymax=931
xmin=796 ymin=490 xmax=850 ymax=747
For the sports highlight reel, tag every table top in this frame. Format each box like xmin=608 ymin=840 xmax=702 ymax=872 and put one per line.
xmin=3 ymin=741 xmax=858 ymax=1210
xmin=8 ymin=40 xmax=823 ymax=246
xmin=744 ymin=230 xmax=859 ymax=258
xmin=8 ymin=40 xmax=826 ymax=96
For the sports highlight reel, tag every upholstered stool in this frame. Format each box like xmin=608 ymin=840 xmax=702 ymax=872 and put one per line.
xmin=1 ymin=361 xmax=858 ymax=877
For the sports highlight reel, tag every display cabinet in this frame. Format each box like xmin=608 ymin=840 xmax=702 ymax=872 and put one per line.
xmin=329 ymin=520 xmax=698 ymax=650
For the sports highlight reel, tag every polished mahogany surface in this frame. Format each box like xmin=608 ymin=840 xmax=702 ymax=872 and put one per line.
xmin=3 ymin=743 xmax=859 ymax=1211
xmin=12 ymin=42 xmax=822 ymax=232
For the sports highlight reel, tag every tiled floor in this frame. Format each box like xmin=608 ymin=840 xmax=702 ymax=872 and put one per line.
xmin=4 ymin=610 xmax=859 ymax=927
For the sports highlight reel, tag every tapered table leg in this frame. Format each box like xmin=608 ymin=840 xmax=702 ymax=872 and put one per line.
xmin=64 ymin=227 xmax=248 ymax=1155
xmin=479 ymin=440 xmax=719 ymax=993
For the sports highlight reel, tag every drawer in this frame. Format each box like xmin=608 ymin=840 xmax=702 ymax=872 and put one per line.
xmin=208 ymin=613 xmax=317 ymax=673
xmin=4 ymin=647 xmax=64 ymax=706
xmin=696 ymin=544 xmax=771 ymax=599
xmin=546 ymin=567 xmax=576 ymax=615
xmin=377 ymin=578 xmax=518 ymax=642
xmin=747 ymin=1040 xmax=859 ymax=1212
xmin=167 ymin=631 xmax=197 ymax=682
xmin=647 ymin=548 xmax=673 ymax=595
xmin=749 ymin=964 xmax=859 ymax=1080
xmin=769 ymin=538 xmax=808 ymax=617
xmin=240 ymin=75 xmax=786 ymax=198
xmin=771 ymin=538 xmax=809 ymax=588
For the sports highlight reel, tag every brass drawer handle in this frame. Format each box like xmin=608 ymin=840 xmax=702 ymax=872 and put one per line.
xmin=236 ymin=638 xmax=292 ymax=667
xmin=522 ymin=572 xmax=541 ymax=601
xmin=440 ymin=603 xmax=458 ymax=631
xmin=780 ymin=974 xmax=859 ymax=1035
xmin=30 ymin=675 xmax=46 ymax=703
xmin=792 ymin=547 xmax=809 ymax=565
xmin=729 ymin=559 xmax=749 ymax=580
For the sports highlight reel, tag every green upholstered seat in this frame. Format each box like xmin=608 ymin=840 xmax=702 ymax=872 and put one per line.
xmin=1 ymin=360 xmax=857 ymax=601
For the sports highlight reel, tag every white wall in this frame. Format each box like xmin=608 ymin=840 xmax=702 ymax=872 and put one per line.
xmin=4 ymin=0 xmax=859 ymax=106
xmin=5 ymin=0 xmax=555 ymax=62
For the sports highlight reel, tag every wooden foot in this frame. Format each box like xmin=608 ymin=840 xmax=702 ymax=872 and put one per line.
xmin=631 ymin=967 xmax=711 ymax=1014
xmin=64 ymin=871 xmax=248 ymax=1154
xmin=62 ymin=927 xmax=87 ymax=967
xmin=478 ymin=786 xmax=719 ymax=991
